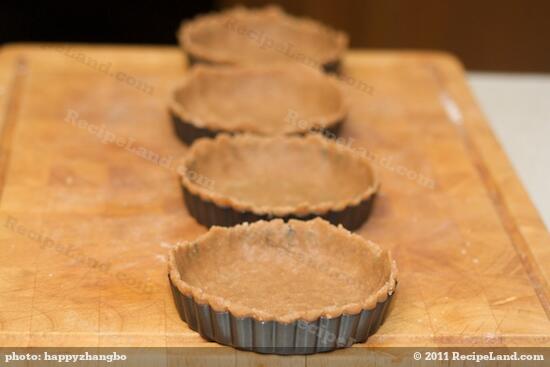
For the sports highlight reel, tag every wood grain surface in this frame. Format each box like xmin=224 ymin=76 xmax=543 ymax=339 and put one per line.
xmin=0 ymin=44 xmax=549 ymax=362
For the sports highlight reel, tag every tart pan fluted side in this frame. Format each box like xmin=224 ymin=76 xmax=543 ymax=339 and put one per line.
xmin=181 ymin=183 xmax=375 ymax=231
xmin=170 ymin=112 xmax=343 ymax=146
xmin=169 ymin=276 xmax=394 ymax=355
xmin=186 ymin=53 xmax=342 ymax=74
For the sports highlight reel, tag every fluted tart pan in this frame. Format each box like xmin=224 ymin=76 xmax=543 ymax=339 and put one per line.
xmin=178 ymin=6 xmax=348 ymax=73
xmin=169 ymin=64 xmax=346 ymax=145
xmin=180 ymin=134 xmax=378 ymax=230
xmin=168 ymin=218 xmax=397 ymax=354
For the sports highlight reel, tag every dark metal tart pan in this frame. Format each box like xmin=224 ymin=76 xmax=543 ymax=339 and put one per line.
xmin=169 ymin=276 xmax=394 ymax=355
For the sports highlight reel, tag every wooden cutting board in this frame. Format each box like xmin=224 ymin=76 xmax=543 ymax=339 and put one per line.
xmin=0 ymin=44 xmax=549 ymax=362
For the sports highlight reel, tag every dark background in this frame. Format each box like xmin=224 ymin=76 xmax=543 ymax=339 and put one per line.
xmin=2 ymin=0 xmax=550 ymax=72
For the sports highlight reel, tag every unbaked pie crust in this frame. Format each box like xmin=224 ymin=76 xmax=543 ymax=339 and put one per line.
xmin=169 ymin=64 xmax=347 ymax=145
xmin=168 ymin=218 xmax=397 ymax=353
xmin=178 ymin=6 xmax=348 ymax=73
xmin=180 ymin=134 xmax=379 ymax=230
